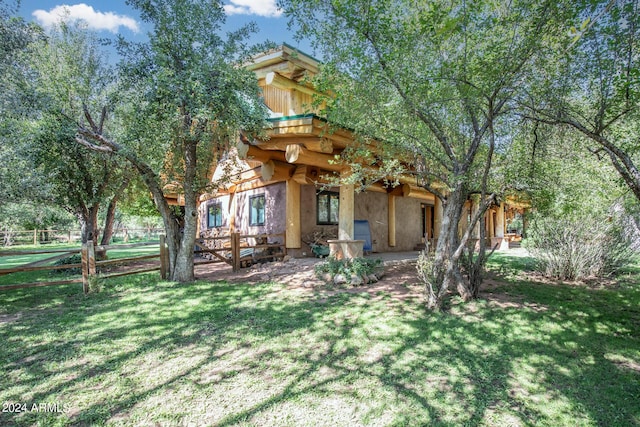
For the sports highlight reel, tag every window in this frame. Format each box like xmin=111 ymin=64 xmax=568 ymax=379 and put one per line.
xmin=207 ymin=202 xmax=223 ymax=228
xmin=249 ymin=194 xmax=265 ymax=226
xmin=317 ymin=191 xmax=339 ymax=225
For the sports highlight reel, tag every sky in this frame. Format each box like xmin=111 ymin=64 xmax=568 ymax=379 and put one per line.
xmin=17 ymin=0 xmax=316 ymax=58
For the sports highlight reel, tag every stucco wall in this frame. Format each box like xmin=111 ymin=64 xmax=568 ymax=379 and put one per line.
xmin=233 ymin=183 xmax=286 ymax=246
xmin=354 ymin=191 xmax=424 ymax=252
xmin=299 ymin=185 xmax=424 ymax=254
xmin=201 ymin=183 xmax=427 ymax=254
xmin=199 ymin=183 xmax=286 ymax=245
xmin=298 ymin=185 xmax=339 ymax=256
xmin=394 ymin=196 xmax=426 ymax=251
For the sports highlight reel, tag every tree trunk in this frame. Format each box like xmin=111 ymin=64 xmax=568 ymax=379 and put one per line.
xmin=427 ymin=185 xmax=467 ymax=310
xmin=96 ymin=198 xmax=117 ymax=260
xmin=425 ymin=183 xmax=496 ymax=310
xmin=76 ymin=204 xmax=99 ymax=244
xmin=171 ymin=139 xmax=199 ymax=282
xmin=97 ymin=178 xmax=130 ymax=259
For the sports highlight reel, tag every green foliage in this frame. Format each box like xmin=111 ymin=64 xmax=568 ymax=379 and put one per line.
xmin=523 ymin=0 xmax=640 ymax=202
xmin=115 ymin=0 xmax=270 ymax=194
xmin=416 ymin=250 xmax=438 ymax=294
xmin=282 ymin=0 xmax=574 ymax=307
xmin=0 ymin=203 xmax=75 ymax=232
xmin=524 ymin=211 xmax=632 ymax=280
xmin=314 ymin=256 xmax=383 ymax=284
xmin=52 ymin=254 xmax=82 ymax=275
xmin=87 ymin=274 xmax=102 ymax=293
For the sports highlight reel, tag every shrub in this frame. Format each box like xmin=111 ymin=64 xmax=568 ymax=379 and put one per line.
xmin=52 ymin=254 xmax=83 ymax=275
xmin=524 ymin=212 xmax=632 ymax=280
xmin=314 ymin=256 xmax=383 ymax=285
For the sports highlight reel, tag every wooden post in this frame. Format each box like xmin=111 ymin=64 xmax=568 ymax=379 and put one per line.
xmin=471 ymin=198 xmax=480 ymax=238
xmin=285 ymin=179 xmax=301 ymax=249
xmin=231 ymin=232 xmax=240 ymax=272
xmin=434 ymin=197 xmax=443 ymax=239
xmin=426 ymin=204 xmax=433 ymax=240
xmin=338 ymin=182 xmax=355 ymax=240
xmin=159 ymin=234 xmax=168 ymax=280
xmin=229 ymin=193 xmax=237 ymax=233
xmin=87 ymin=240 xmax=96 ymax=277
xmin=33 ymin=229 xmax=37 ymax=245
xmin=488 ymin=209 xmax=495 ymax=238
xmin=495 ymin=202 xmax=505 ymax=238
xmin=68 ymin=230 xmax=72 ymax=243
xmin=388 ymin=194 xmax=396 ymax=247
xmin=81 ymin=243 xmax=89 ymax=294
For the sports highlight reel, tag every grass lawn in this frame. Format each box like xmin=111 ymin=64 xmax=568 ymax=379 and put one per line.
xmin=0 ymin=252 xmax=638 ymax=426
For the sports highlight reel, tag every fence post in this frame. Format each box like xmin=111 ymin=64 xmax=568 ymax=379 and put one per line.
xmin=87 ymin=241 xmax=96 ymax=276
xmin=232 ymin=232 xmax=240 ymax=272
xmin=160 ymin=234 xmax=168 ymax=280
xmin=81 ymin=243 xmax=89 ymax=294
xmin=33 ymin=229 xmax=37 ymax=245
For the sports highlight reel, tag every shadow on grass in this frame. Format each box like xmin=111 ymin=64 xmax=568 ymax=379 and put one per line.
xmin=0 ymin=268 xmax=638 ymax=426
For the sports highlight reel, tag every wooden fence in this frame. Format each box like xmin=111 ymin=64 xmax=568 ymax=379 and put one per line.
xmin=195 ymin=232 xmax=287 ymax=272
xmin=1 ymin=227 xmax=165 ymax=247
xmin=0 ymin=239 xmax=167 ymax=293
xmin=0 ymin=232 xmax=286 ymax=293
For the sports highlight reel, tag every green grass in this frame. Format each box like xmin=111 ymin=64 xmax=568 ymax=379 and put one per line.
xmin=0 ymin=254 xmax=638 ymax=426
xmin=0 ymin=245 xmax=160 ymax=288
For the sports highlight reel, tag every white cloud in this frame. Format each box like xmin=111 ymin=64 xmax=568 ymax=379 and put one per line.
xmin=223 ymin=0 xmax=282 ymax=17
xmin=33 ymin=3 xmax=139 ymax=33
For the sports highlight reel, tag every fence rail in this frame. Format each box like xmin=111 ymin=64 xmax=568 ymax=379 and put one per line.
xmin=1 ymin=227 xmax=164 ymax=247
xmin=0 ymin=240 xmax=167 ymax=292
xmin=0 ymin=232 xmax=286 ymax=293
xmin=196 ymin=232 xmax=286 ymax=271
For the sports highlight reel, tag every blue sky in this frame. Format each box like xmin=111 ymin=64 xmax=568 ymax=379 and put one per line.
xmin=17 ymin=0 xmax=315 ymax=57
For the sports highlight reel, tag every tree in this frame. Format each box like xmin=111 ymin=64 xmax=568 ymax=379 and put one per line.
xmin=0 ymin=0 xmax=43 ymax=202
xmin=75 ymin=0 xmax=269 ymax=281
xmin=523 ymin=0 xmax=640 ymax=202
xmin=10 ymin=22 xmax=133 ymax=254
xmin=281 ymin=0 xmax=568 ymax=309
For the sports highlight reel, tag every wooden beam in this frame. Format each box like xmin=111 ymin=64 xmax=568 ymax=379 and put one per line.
xmin=426 ymin=204 xmax=433 ymax=240
xmin=293 ymin=165 xmax=316 ymax=185
xmin=303 ymin=137 xmax=333 ymax=153
xmin=228 ymin=163 xmax=295 ymax=193
xmin=254 ymin=137 xmax=333 ymax=153
xmin=286 ymin=179 xmax=301 ymax=249
xmin=495 ymin=202 xmax=505 ymax=238
xmin=388 ymin=194 xmax=396 ymax=247
xmin=265 ymin=71 xmax=319 ymax=97
xmin=365 ymin=182 xmax=389 ymax=193
xmin=261 ymin=160 xmax=275 ymax=181
xmin=434 ymin=197 xmax=443 ymax=239
xmin=402 ymin=184 xmax=436 ymax=202
xmin=285 ymin=144 xmax=302 ymax=163
xmin=237 ymin=140 xmax=249 ymax=158
xmin=339 ymin=181 xmax=355 ymax=240
xmin=283 ymin=144 xmax=343 ymax=171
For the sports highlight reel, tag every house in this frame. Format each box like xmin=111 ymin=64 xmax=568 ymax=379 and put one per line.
xmin=197 ymin=44 xmax=522 ymax=258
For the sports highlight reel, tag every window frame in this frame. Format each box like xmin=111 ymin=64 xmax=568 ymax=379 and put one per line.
xmin=316 ymin=191 xmax=340 ymax=225
xmin=207 ymin=201 xmax=223 ymax=228
xmin=249 ymin=194 xmax=266 ymax=226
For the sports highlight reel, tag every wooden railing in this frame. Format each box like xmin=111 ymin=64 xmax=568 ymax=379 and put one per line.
xmin=195 ymin=232 xmax=286 ymax=272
